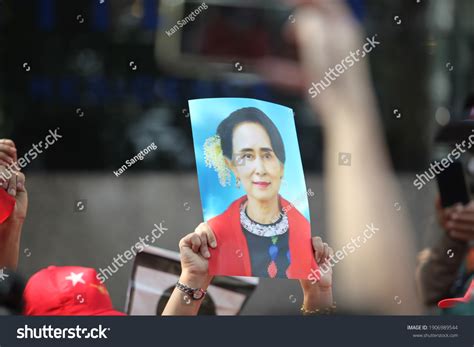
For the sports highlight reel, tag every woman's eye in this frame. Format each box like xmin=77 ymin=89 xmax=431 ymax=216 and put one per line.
xmin=236 ymin=154 xmax=253 ymax=164
xmin=263 ymin=153 xmax=272 ymax=159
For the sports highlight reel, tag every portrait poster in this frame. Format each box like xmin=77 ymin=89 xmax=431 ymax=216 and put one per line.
xmin=189 ymin=98 xmax=318 ymax=279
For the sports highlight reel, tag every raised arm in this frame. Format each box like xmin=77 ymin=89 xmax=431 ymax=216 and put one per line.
xmin=0 ymin=140 xmax=28 ymax=270
xmin=162 ymin=223 xmax=215 ymax=315
xmin=300 ymin=237 xmax=335 ymax=314
xmin=293 ymin=0 xmax=421 ymax=313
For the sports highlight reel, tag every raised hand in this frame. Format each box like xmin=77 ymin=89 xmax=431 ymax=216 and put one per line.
xmin=0 ymin=139 xmax=17 ymax=166
xmin=438 ymin=197 xmax=474 ymax=242
xmin=179 ymin=223 xmax=217 ymax=278
xmin=162 ymin=223 xmax=216 ymax=315
xmin=299 ymin=236 xmax=334 ymax=311
xmin=0 ymin=168 xmax=28 ymax=270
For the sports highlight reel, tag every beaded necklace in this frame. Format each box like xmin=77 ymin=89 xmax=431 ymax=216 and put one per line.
xmin=240 ymin=204 xmax=290 ymax=277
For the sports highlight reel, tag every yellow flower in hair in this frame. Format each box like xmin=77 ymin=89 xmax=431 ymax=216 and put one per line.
xmin=203 ymin=135 xmax=230 ymax=187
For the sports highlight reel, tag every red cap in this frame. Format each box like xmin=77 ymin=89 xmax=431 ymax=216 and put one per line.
xmin=0 ymin=189 xmax=15 ymax=224
xmin=23 ymin=266 xmax=126 ymax=316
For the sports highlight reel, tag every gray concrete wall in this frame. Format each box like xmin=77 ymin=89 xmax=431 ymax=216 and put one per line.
xmin=16 ymin=173 xmax=438 ymax=315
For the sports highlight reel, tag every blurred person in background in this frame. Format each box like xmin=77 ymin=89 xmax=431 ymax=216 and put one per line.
xmin=258 ymin=0 xmax=421 ymax=313
xmin=417 ymin=197 xmax=474 ymax=314
xmin=0 ymin=139 xmax=27 ymax=270
xmin=0 ymin=142 xmax=126 ymax=316
xmin=417 ymin=96 xmax=474 ymax=315
xmin=23 ymin=266 xmax=126 ymax=316
xmin=0 ymin=140 xmax=27 ymax=315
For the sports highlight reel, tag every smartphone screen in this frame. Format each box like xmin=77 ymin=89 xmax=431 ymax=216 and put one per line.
xmin=437 ymin=161 xmax=471 ymax=208
xmin=156 ymin=0 xmax=365 ymax=78
xmin=180 ymin=3 xmax=297 ymax=61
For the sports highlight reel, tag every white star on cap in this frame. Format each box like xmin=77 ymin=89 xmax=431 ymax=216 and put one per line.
xmin=65 ymin=272 xmax=85 ymax=287
xmin=0 ymin=268 xmax=8 ymax=281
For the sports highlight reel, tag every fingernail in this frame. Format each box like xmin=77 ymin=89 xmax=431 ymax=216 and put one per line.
xmin=205 ymin=251 xmax=210 ymax=258
xmin=17 ymin=182 xmax=23 ymax=190
xmin=211 ymin=242 xmax=217 ymax=248
xmin=8 ymin=188 xmax=15 ymax=196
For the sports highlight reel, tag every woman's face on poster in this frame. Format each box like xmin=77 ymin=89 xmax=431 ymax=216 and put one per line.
xmin=229 ymin=122 xmax=284 ymax=202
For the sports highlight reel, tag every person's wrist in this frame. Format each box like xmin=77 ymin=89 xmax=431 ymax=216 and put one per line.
xmin=304 ymin=284 xmax=332 ymax=298
xmin=315 ymin=284 xmax=332 ymax=292
xmin=323 ymin=103 xmax=377 ymax=131
xmin=0 ymin=218 xmax=23 ymax=238
xmin=0 ymin=219 xmax=23 ymax=270
xmin=179 ymin=270 xmax=211 ymax=290
xmin=303 ymin=285 xmax=333 ymax=309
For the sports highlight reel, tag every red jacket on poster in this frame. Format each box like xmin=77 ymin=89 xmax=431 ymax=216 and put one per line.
xmin=207 ymin=195 xmax=318 ymax=279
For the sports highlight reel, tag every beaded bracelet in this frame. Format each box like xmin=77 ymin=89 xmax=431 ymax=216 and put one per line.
xmin=300 ymin=302 xmax=337 ymax=315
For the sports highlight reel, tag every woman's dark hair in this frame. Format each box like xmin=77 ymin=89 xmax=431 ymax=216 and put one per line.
xmin=217 ymin=107 xmax=286 ymax=164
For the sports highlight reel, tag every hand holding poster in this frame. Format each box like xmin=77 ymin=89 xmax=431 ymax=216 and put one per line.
xmin=189 ymin=98 xmax=318 ymax=279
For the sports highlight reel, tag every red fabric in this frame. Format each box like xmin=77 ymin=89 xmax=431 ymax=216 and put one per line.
xmin=207 ymin=195 xmax=318 ymax=279
xmin=0 ymin=189 xmax=15 ymax=224
xmin=23 ymin=266 xmax=126 ymax=316
xmin=438 ymin=279 xmax=474 ymax=309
